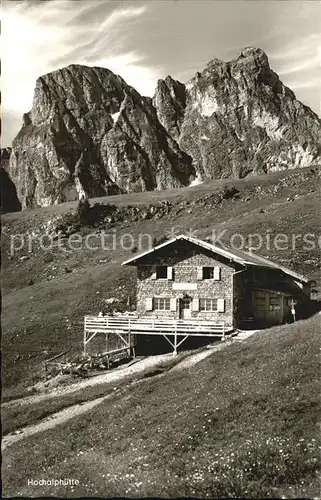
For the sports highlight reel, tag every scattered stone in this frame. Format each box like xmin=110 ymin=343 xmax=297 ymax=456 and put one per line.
xmin=105 ymin=297 xmax=117 ymax=304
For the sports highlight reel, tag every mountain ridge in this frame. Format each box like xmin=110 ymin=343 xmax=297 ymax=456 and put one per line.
xmin=154 ymin=47 xmax=321 ymax=180
xmin=8 ymin=47 xmax=321 ymax=209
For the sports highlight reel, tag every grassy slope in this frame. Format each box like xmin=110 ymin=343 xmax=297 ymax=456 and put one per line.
xmin=3 ymin=316 xmax=321 ymax=498
xmin=2 ymin=350 xmax=195 ymax=434
xmin=2 ymin=167 xmax=321 ymax=395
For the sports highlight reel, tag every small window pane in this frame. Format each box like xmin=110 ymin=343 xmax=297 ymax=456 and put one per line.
xmin=199 ymin=298 xmax=218 ymax=311
xmin=156 ymin=266 xmax=167 ymax=279
xmin=153 ymin=297 xmax=171 ymax=310
xmin=203 ymin=267 xmax=214 ymax=279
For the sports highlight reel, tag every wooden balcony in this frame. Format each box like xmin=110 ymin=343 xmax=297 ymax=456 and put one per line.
xmin=84 ymin=315 xmax=234 ymax=355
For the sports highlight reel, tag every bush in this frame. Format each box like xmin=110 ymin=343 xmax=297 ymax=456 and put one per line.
xmin=221 ymin=186 xmax=239 ymax=200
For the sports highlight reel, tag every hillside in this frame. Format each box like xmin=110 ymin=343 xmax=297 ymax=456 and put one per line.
xmin=8 ymin=47 xmax=321 ymax=208
xmin=1 ymin=166 xmax=320 ymax=398
xmin=3 ymin=315 xmax=321 ymax=498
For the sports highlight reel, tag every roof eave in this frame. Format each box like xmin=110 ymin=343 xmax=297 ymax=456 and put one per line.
xmin=121 ymin=234 xmax=310 ymax=283
xmin=121 ymin=235 xmax=185 ymax=266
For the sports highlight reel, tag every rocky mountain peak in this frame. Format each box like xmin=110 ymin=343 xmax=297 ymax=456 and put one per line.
xmin=154 ymin=48 xmax=321 ymax=179
xmin=10 ymin=64 xmax=194 ymax=208
xmin=152 ymin=76 xmax=186 ymax=142
xmin=31 ymin=65 xmax=126 ymax=125
xmin=238 ymin=46 xmax=269 ymax=63
xmin=8 ymin=48 xmax=321 ymax=209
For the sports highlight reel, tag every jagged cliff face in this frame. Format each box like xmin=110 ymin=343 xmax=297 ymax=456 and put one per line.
xmin=9 ymin=47 xmax=321 ymax=208
xmin=10 ymin=65 xmax=193 ymax=208
xmin=1 ymin=148 xmax=21 ymax=213
xmin=152 ymin=76 xmax=186 ymax=142
xmin=154 ymin=48 xmax=321 ymax=179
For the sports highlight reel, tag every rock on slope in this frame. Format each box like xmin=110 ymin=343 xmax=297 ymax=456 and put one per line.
xmin=153 ymin=47 xmax=321 ymax=179
xmin=1 ymin=148 xmax=21 ymax=213
xmin=10 ymin=65 xmax=193 ymax=208
xmin=9 ymin=47 xmax=321 ymax=208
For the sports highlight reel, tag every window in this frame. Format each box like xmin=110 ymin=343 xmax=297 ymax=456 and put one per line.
xmin=199 ymin=298 xmax=218 ymax=311
xmin=200 ymin=266 xmax=221 ymax=280
xmin=203 ymin=267 xmax=214 ymax=279
xmin=153 ymin=297 xmax=171 ymax=310
xmin=156 ymin=266 xmax=168 ymax=279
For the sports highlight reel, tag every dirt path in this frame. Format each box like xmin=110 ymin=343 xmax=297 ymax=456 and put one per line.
xmin=3 ymin=353 xmax=173 ymax=410
xmin=2 ymin=331 xmax=258 ymax=451
xmin=2 ymin=396 xmax=112 ymax=451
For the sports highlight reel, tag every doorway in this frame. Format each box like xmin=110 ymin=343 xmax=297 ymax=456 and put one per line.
xmin=252 ymin=290 xmax=284 ymax=325
xmin=179 ymin=297 xmax=192 ymax=319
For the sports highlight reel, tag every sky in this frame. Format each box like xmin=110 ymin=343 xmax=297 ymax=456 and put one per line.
xmin=1 ymin=0 xmax=320 ymax=146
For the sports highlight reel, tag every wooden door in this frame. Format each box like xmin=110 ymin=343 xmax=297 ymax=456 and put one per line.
xmin=253 ymin=290 xmax=266 ymax=321
xmin=179 ymin=298 xmax=192 ymax=319
xmin=267 ymin=293 xmax=283 ymax=324
xmin=253 ymin=290 xmax=283 ymax=325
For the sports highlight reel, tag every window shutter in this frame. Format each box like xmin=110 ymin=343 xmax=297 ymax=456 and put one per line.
xmin=217 ymin=298 xmax=225 ymax=312
xmin=214 ymin=266 xmax=221 ymax=280
xmin=167 ymin=266 xmax=173 ymax=280
xmin=192 ymin=298 xmax=199 ymax=312
xmin=197 ymin=266 xmax=203 ymax=280
xmin=151 ymin=266 xmax=157 ymax=280
xmin=170 ymin=298 xmax=177 ymax=311
xmin=146 ymin=298 xmax=153 ymax=311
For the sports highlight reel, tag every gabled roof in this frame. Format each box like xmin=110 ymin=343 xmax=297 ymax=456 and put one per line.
xmin=122 ymin=234 xmax=310 ymax=284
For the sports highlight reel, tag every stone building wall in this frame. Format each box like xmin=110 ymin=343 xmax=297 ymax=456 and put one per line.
xmin=135 ymin=241 xmax=235 ymax=326
xmin=130 ymin=240 xmax=310 ymax=327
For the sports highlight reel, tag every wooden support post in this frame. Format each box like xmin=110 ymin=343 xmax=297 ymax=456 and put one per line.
xmin=221 ymin=321 xmax=225 ymax=341
xmin=163 ymin=334 xmax=175 ymax=350
xmin=129 ymin=322 xmax=131 ymax=354
xmin=176 ymin=335 xmax=189 ymax=349
xmin=128 ymin=333 xmax=131 ymax=357
xmin=173 ymin=332 xmax=178 ymax=356
xmin=83 ymin=322 xmax=87 ymax=356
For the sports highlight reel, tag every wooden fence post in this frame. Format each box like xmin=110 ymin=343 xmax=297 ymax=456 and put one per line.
xmin=83 ymin=318 xmax=87 ymax=356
